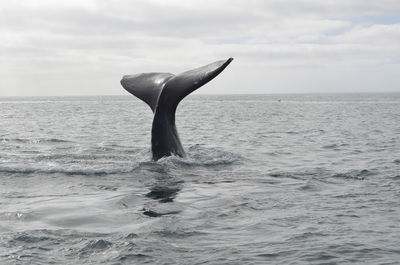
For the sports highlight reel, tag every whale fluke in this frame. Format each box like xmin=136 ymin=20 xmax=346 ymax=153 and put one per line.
xmin=121 ymin=73 xmax=174 ymax=112
xmin=121 ymin=58 xmax=233 ymax=160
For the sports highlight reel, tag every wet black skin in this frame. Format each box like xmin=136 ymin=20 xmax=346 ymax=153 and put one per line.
xmin=120 ymin=58 xmax=233 ymax=161
xmin=150 ymin=93 xmax=184 ymax=160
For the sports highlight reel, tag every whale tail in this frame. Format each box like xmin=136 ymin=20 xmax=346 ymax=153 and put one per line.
xmin=120 ymin=58 xmax=233 ymax=112
xmin=120 ymin=58 xmax=233 ymax=160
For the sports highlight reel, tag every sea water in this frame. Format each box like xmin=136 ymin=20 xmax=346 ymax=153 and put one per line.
xmin=0 ymin=94 xmax=400 ymax=264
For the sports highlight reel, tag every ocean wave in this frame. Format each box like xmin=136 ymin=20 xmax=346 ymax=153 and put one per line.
xmin=0 ymin=211 xmax=36 ymax=222
xmin=182 ymin=145 xmax=241 ymax=166
xmin=332 ymin=169 xmax=376 ymax=180
xmin=10 ymin=234 xmax=56 ymax=244
xmin=322 ymin=143 xmax=349 ymax=149
xmin=0 ymin=147 xmax=238 ymax=176
xmin=1 ymin=144 xmax=239 ymax=178
xmin=268 ymin=169 xmax=329 ymax=180
xmin=79 ymin=239 xmax=113 ymax=253
xmin=0 ymin=165 xmax=140 ymax=176
xmin=152 ymin=229 xmax=207 ymax=238
xmin=1 ymin=137 xmax=73 ymax=144
xmin=268 ymin=168 xmax=377 ymax=182
xmin=118 ymin=253 xmax=151 ymax=262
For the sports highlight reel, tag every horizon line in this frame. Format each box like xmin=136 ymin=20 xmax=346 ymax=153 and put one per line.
xmin=1 ymin=91 xmax=400 ymax=98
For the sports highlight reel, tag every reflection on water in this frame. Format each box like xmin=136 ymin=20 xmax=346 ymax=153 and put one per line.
xmin=146 ymin=185 xmax=182 ymax=203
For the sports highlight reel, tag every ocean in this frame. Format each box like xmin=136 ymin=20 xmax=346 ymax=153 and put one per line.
xmin=1 ymin=93 xmax=399 ymax=264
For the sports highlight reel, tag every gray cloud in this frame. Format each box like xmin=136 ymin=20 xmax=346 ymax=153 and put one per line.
xmin=0 ymin=0 xmax=399 ymax=96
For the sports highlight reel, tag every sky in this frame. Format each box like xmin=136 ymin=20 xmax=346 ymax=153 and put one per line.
xmin=0 ymin=0 xmax=399 ymax=96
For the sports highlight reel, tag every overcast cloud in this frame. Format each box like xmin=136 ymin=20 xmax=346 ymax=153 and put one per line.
xmin=1 ymin=0 xmax=399 ymax=96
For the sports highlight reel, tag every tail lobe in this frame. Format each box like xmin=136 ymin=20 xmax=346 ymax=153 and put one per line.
xmin=120 ymin=73 xmax=174 ymax=112
xmin=162 ymin=58 xmax=234 ymax=108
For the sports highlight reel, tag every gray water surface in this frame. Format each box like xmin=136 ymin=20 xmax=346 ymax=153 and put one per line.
xmin=1 ymin=94 xmax=400 ymax=264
